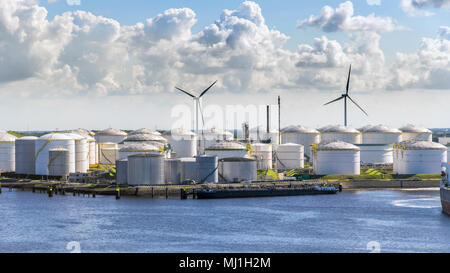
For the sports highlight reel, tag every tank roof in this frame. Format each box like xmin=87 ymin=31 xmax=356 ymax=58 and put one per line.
xmin=281 ymin=125 xmax=319 ymax=133
xmin=123 ymin=133 xmax=167 ymax=143
xmin=399 ymin=124 xmax=432 ymax=133
xmin=319 ymin=125 xmax=360 ymax=133
xmin=128 ymin=153 xmax=163 ymax=158
xmin=0 ymin=133 xmax=17 ymax=142
xmin=129 ymin=128 xmax=161 ymax=136
xmin=278 ymin=143 xmax=303 ymax=147
xmin=317 ymin=140 xmax=360 ymax=151
xmin=39 ymin=133 xmax=73 ymax=140
xmin=96 ymin=128 xmax=127 ymax=136
xmin=64 ymin=133 xmax=85 ymax=140
xmin=18 ymin=136 xmax=38 ymax=140
xmin=361 ymin=125 xmax=401 ymax=133
xmin=397 ymin=140 xmax=447 ymax=150
xmin=206 ymin=141 xmax=247 ymax=150
xmin=119 ymin=143 xmax=160 ymax=152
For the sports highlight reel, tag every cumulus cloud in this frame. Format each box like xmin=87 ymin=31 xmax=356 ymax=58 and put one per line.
xmin=0 ymin=0 xmax=447 ymax=100
xmin=390 ymin=26 xmax=450 ymax=89
xmin=298 ymin=1 xmax=399 ymax=33
xmin=400 ymin=0 xmax=450 ymax=16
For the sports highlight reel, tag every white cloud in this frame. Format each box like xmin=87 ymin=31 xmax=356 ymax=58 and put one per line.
xmin=298 ymin=1 xmax=399 ymax=33
xmin=367 ymin=0 xmax=381 ymax=6
xmin=400 ymin=0 xmax=450 ymax=16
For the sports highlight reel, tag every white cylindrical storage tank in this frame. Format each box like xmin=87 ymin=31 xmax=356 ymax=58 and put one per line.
xmin=357 ymin=144 xmax=394 ymax=164
xmin=98 ymin=142 xmax=119 ymax=165
xmin=116 ymin=159 xmax=128 ymax=185
xmin=179 ymin=157 xmax=198 ymax=184
xmin=249 ymin=126 xmax=279 ymax=145
xmin=393 ymin=141 xmax=447 ymax=174
xmin=0 ymin=133 xmax=16 ymax=172
xmin=164 ymin=159 xmax=181 ymax=185
xmin=202 ymin=128 xmax=234 ymax=153
xmin=121 ymin=133 xmax=167 ymax=145
xmin=15 ymin=136 xmax=38 ymax=175
xmin=220 ymin=157 xmax=257 ymax=183
xmin=281 ymin=125 xmax=320 ymax=161
xmin=65 ymin=133 xmax=89 ymax=173
xmin=251 ymin=143 xmax=273 ymax=170
xmin=68 ymin=129 xmax=97 ymax=166
xmin=127 ymin=154 xmax=164 ymax=185
xmin=205 ymin=141 xmax=249 ymax=159
xmin=163 ymin=129 xmax=197 ymax=158
xmin=118 ymin=143 xmax=161 ymax=160
xmin=313 ymin=141 xmax=360 ymax=175
xmin=95 ymin=128 xmax=127 ymax=144
xmin=319 ymin=125 xmax=361 ymax=144
xmin=35 ymin=133 xmax=75 ymax=176
xmin=276 ymin=143 xmax=305 ymax=170
xmin=361 ymin=125 xmax=402 ymax=144
xmin=196 ymin=155 xmax=218 ymax=184
xmin=48 ymin=148 xmax=70 ymax=177
xmin=399 ymin=125 xmax=432 ymax=142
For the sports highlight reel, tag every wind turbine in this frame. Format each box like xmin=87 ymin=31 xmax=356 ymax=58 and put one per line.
xmin=323 ymin=65 xmax=368 ymax=126
xmin=175 ymin=80 xmax=217 ymax=154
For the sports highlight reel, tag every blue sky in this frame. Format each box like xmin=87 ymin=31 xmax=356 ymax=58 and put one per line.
xmin=0 ymin=0 xmax=449 ymax=130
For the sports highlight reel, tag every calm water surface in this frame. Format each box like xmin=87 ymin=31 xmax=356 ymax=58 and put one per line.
xmin=0 ymin=188 xmax=449 ymax=253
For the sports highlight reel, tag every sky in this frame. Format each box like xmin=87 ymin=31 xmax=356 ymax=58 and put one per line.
xmin=0 ymin=0 xmax=449 ymax=131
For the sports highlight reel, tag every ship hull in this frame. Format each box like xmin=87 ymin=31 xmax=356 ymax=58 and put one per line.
xmin=196 ymin=187 xmax=338 ymax=199
xmin=440 ymin=186 xmax=450 ymax=216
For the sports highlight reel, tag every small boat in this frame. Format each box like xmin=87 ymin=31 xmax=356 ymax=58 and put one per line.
xmin=196 ymin=185 xmax=339 ymax=199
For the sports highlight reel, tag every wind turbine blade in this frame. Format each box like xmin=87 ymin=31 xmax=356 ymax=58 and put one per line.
xmin=346 ymin=64 xmax=351 ymax=95
xmin=347 ymin=95 xmax=368 ymax=116
xmin=199 ymin=80 xmax=217 ymax=98
xmin=175 ymin=87 xmax=196 ymax=98
xmin=323 ymin=96 xmax=344 ymax=106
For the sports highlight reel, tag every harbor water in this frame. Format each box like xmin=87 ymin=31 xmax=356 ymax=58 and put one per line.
xmin=0 ymin=188 xmax=449 ymax=253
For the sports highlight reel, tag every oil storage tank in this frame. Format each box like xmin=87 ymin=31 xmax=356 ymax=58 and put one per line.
xmin=202 ymin=128 xmax=234 ymax=153
xmin=15 ymin=136 xmax=38 ymax=175
xmin=319 ymin=125 xmax=361 ymax=144
xmin=35 ymin=133 xmax=75 ymax=176
xmin=121 ymin=133 xmax=167 ymax=146
xmin=251 ymin=143 xmax=273 ymax=170
xmin=220 ymin=157 xmax=257 ymax=183
xmin=276 ymin=143 xmax=304 ymax=170
xmin=118 ymin=143 xmax=161 ymax=160
xmin=281 ymin=125 xmax=320 ymax=161
xmin=127 ymin=154 xmax=164 ymax=185
xmin=67 ymin=129 xmax=96 ymax=166
xmin=313 ymin=141 xmax=360 ymax=175
xmin=196 ymin=155 xmax=218 ymax=184
xmin=163 ymin=128 xmax=197 ymax=158
xmin=116 ymin=159 xmax=128 ymax=185
xmin=393 ymin=141 xmax=447 ymax=174
xmin=65 ymin=133 xmax=89 ymax=173
xmin=0 ymin=132 xmax=16 ymax=172
xmin=98 ymin=142 xmax=119 ymax=165
xmin=399 ymin=125 xmax=432 ymax=142
xmin=48 ymin=148 xmax=70 ymax=177
xmin=95 ymin=128 xmax=127 ymax=144
xmin=164 ymin=159 xmax=181 ymax=185
xmin=361 ymin=125 xmax=402 ymax=144
xmin=205 ymin=141 xmax=249 ymax=159
xmin=179 ymin=157 xmax=198 ymax=184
